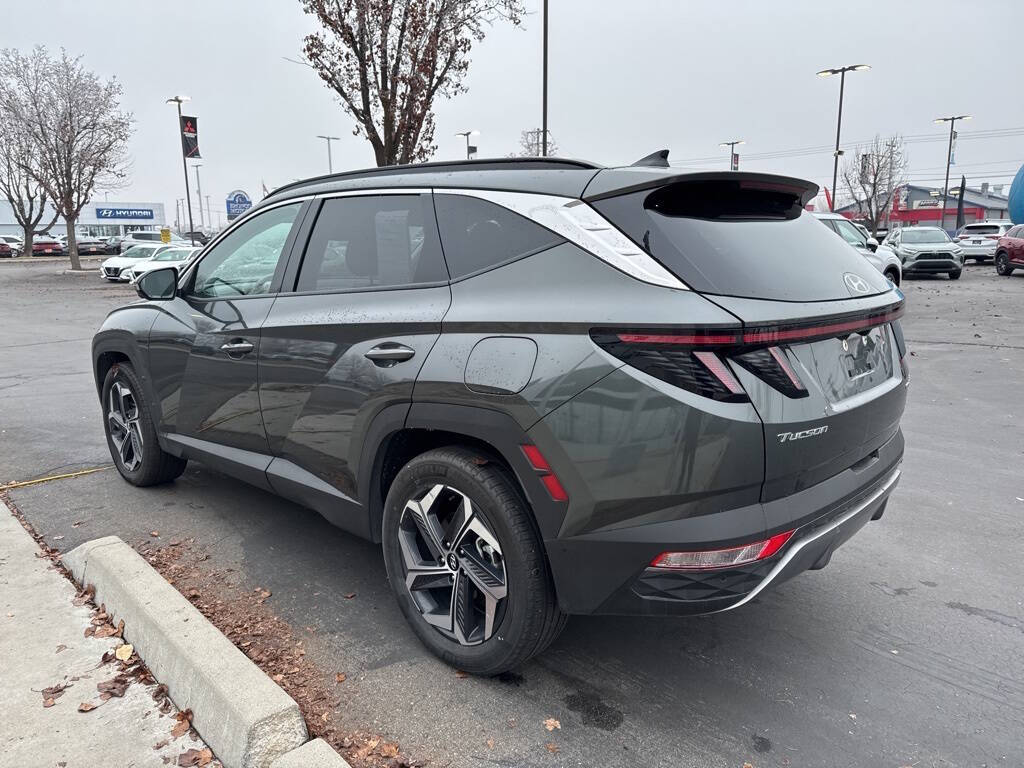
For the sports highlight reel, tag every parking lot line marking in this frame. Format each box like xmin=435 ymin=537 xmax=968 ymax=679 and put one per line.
xmin=0 ymin=465 xmax=111 ymax=491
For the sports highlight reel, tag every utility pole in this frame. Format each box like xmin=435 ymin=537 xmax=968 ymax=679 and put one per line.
xmin=934 ymin=114 xmax=971 ymax=232
xmin=166 ymin=96 xmax=195 ymax=246
xmin=720 ymin=140 xmax=745 ymax=170
xmin=205 ymin=195 xmax=212 ymax=231
xmin=817 ymin=65 xmax=870 ymax=211
xmin=316 ymin=135 xmax=340 ymax=173
xmin=541 ymin=0 xmax=548 ymax=156
xmin=193 ymin=165 xmax=204 ymax=230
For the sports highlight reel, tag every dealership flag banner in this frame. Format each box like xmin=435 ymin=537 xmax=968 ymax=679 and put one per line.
xmin=180 ymin=115 xmax=201 ymax=159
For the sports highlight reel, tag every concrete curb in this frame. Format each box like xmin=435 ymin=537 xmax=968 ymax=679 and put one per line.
xmin=62 ymin=536 xmax=309 ymax=768
xmin=271 ymin=738 xmax=352 ymax=768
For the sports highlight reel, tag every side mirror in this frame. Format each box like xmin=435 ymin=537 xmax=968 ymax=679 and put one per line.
xmin=135 ymin=267 xmax=178 ymax=301
xmin=867 ymin=237 xmax=879 ymax=252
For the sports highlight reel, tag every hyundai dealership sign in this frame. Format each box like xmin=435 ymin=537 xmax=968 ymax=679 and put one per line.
xmin=95 ymin=206 xmax=154 ymax=220
xmin=226 ymin=190 xmax=253 ymax=221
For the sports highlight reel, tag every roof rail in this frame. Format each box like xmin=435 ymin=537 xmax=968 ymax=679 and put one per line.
xmin=266 ymin=156 xmax=604 ymax=199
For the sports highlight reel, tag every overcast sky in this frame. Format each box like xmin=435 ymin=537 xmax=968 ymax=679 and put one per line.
xmin=2 ymin=0 xmax=1021 ymax=224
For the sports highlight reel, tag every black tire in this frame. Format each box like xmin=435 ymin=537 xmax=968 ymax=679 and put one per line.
xmin=883 ymin=268 xmax=900 ymax=286
xmin=382 ymin=446 xmax=567 ymax=675
xmin=101 ymin=362 xmax=186 ymax=486
xmin=948 ymin=269 xmax=962 ymax=280
xmin=996 ymin=252 xmax=1015 ymax=276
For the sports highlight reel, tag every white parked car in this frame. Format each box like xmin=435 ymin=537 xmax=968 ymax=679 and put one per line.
xmin=100 ymin=244 xmax=173 ymax=281
xmin=123 ymin=246 xmax=202 ymax=283
xmin=117 ymin=231 xmax=189 ymax=253
xmin=813 ymin=212 xmax=902 ymax=285
xmin=954 ymin=220 xmax=1014 ymax=262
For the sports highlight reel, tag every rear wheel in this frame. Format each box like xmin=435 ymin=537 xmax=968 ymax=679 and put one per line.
xmin=382 ymin=446 xmax=566 ymax=675
xmin=102 ymin=363 xmax=187 ymax=486
xmin=948 ymin=269 xmax=962 ymax=280
xmin=883 ymin=267 xmax=900 ymax=286
xmin=996 ymin=252 xmax=1015 ymax=276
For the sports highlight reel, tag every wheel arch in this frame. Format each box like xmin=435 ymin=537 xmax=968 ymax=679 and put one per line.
xmin=361 ymin=403 xmax=566 ymax=546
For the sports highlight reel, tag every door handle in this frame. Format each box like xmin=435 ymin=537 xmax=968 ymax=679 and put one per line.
xmin=364 ymin=342 xmax=415 ymax=366
xmin=220 ymin=339 xmax=254 ymax=356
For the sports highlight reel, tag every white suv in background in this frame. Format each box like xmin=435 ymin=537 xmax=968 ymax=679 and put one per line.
xmin=955 ymin=221 xmax=1014 ymax=262
xmin=813 ymin=212 xmax=902 ymax=285
xmin=117 ymin=231 xmax=188 ymax=253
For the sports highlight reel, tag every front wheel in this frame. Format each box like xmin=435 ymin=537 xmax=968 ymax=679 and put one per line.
xmin=382 ymin=446 xmax=566 ymax=675
xmin=948 ymin=269 xmax=962 ymax=280
xmin=102 ymin=363 xmax=186 ymax=486
xmin=996 ymin=252 xmax=1015 ymax=276
xmin=883 ymin=268 xmax=900 ymax=286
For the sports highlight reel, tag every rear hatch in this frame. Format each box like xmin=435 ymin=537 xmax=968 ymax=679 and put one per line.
xmin=589 ymin=172 xmax=907 ymax=500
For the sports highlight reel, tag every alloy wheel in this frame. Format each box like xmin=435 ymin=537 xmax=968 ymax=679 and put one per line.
xmin=397 ymin=484 xmax=507 ymax=645
xmin=107 ymin=381 xmax=143 ymax=471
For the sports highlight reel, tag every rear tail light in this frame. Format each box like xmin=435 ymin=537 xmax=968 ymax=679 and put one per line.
xmin=592 ymin=303 xmax=903 ymax=402
xmin=651 ymin=530 xmax=794 ymax=570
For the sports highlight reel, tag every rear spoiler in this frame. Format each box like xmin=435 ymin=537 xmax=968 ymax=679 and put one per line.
xmin=582 ymin=169 xmax=819 ymax=207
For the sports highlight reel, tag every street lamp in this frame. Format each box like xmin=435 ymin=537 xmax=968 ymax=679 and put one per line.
xmin=817 ymin=64 xmax=870 ymax=211
xmin=316 ymin=135 xmax=340 ymax=173
xmin=166 ymin=95 xmax=196 ymax=245
xmin=720 ymin=140 xmax=745 ymax=170
xmin=934 ymin=114 xmax=972 ymax=232
xmin=541 ymin=0 xmax=548 ymax=156
xmin=192 ymin=164 xmax=204 ymax=230
xmin=455 ymin=130 xmax=479 ymax=160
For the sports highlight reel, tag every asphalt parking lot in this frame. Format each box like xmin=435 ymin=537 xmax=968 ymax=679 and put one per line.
xmin=2 ymin=260 xmax=1021 ymax=768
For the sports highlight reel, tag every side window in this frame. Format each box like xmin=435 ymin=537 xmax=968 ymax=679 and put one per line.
xmin=833 ymin=219 xmax=867 ymax=247
xmin=295 ymin=195 xmax=447 ymax=292
xmin=434 ymin=194 xmax=564 ymax=279
xmin=190 ymin=203 xmax=301 ymax=298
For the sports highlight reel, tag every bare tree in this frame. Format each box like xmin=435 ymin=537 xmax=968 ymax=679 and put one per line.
xmin=512 ymin=128 xmax=558 ymax=157
xmin=0 ymin=47 xmax=132 ymax=270
xmin=301 ymin=0 xmax=525 ymax=167
xmin=0 ymin=111 xmax=59 ymax=258
xmin=841 ymin=135 xmax=907 ymax=237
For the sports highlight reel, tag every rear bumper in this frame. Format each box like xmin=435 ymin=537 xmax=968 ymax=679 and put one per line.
xmin=545 ymin=430 xmax=903 ymax=616
xmin=960 ymin=243 xmax=997 ymax=258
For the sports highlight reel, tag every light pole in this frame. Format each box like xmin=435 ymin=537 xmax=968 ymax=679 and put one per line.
xmin=205 ymin=195 xmax=212 ymax=231
xmin=192 ymin=164 xmax=204 ymax=230
xmin=455 ymin=130 xmax=479 ymax=160
xmin=166 ymin=95 xmax=195 ymax=245
xmin=316 ymin=135 xmax=340 ymax=173
xmin=720 ymin=140 xmax=745 ymax=170
xmin=934 ymin=114 xmax=972 ymax=232
xmin=817 ymin=64 xmax=870 ymax=211
xmin=541 ymin=0 xmax=548 ymax=156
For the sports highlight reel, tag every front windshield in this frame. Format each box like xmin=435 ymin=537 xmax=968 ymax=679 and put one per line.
xmin=122 ymin=246 xmax=157 ymax=259
xmin=153 ymin=248 xmax=191 ymax=262
xmin=902 ymin=228 xmax=950 ymax=244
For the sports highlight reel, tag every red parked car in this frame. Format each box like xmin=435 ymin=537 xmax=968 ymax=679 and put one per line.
xmin=0 ymin=242 xmax=11 ymax=258
xmin=31 ymin=237 xmax=63 ymax=256
xmin=995 ymin=224 xmax=1024 ymax=276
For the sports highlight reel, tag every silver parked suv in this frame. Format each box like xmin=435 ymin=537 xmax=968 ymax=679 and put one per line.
xmin=92 ymin=157 xmax=908 ymax=674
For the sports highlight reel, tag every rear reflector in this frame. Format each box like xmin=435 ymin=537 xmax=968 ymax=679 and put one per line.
xmin=520 ymin=444 xmax=568 ymax=502
xmin=650 ymin=530 xmax=794 ymax=570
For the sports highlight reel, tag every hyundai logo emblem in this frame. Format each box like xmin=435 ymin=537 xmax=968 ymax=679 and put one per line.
xmin=843 ymin=272 xmax=871 ymax=294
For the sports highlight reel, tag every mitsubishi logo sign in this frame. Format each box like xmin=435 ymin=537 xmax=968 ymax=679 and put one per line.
xmin=843 ymin=272 xmax=871 ymax=295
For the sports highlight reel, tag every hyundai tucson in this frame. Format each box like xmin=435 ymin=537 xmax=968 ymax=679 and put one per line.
xmin=92 ymin=156 xmax=908 ymax=674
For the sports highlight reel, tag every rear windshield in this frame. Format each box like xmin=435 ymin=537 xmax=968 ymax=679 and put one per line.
xmin=593 ymin=180 xmax=891 ymax=301
xmin=962 ymin=225 xmax=1001 ymax=235
xmin=903 ymin=229 xmax=949 ymax=244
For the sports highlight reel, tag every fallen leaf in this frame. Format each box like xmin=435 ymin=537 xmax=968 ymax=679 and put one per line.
xmin=41 ymin=682 xmax=69 ymax=700
xmin=486 ymin=738 xmax=495 ymax=749
xmin=335 ymin=673 xmax=346 ymax=684
xmin=272 ymin=673 xmax=284 ymax=683
xmin=455 ymin=669 xmax=468 ymax=679
xmin=78 ymin=701 xmax=97 ymax=712
xmin=543 ymin=718 xmax=561 ymax=731
xmin=72 ymin=521 xmax=83 ymax=527
xmin=545 ymin=743 xmax=559 ymax=754
xmin=343 ymin=592 xmax=356 ymax=599
xmin=150 ymin=531 xmax=160 ymax=537
xmin=43 ymin=697 xmax=56 ymax=708
xmin=378 ymin=743 xmax=399 ymax=758
xmin=171 ymin=709 xmax=193 ymax=739
xmin=153 ymin=739 xmax=169 ymax=750
xmin=743 ymin=764 xmax=754 ymax=768
xmin=115 ymin=643 xmax=134 ymax=662
xmin=177 ymin=747 xmax=213 ymax=766
xmin=55 ymin=644 xmax=67 ymax=654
